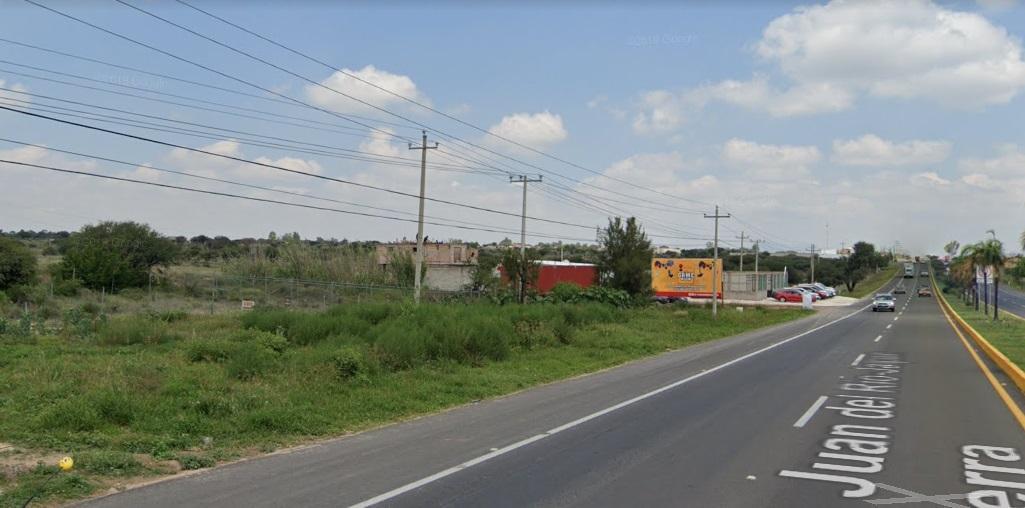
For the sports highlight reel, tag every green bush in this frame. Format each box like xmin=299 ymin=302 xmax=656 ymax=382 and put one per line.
xmin=331 ymin=346 xmax=368 ymax=380
xmin=74 ymin=450 xmax=143 ymax=476
xmin=0 ymin=236 xmax=37 ymax=291
xmin=176 ymin=454 xmax=215 ymax=470
xmin=58 ymin=221 xmax=177 ymax=291
xmin=91 ymin=389 xmax=137 ymax=426
xmin=37 ymin=398 xmax=101 ymax=431
xmin=97 ymin=316 xmax=179 ymax=346
xmin=547 ymin=282 xmax=583 ymax=303
xmin=226 ymin=344 xmax=277 ymax=380
xmin=53 ymin=277 xmax=82 ymax=297
xmin=185 ymin=339 xmax=234 ymax=363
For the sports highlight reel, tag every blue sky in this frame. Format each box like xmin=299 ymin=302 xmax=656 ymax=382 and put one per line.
xmin=3 ymin=0 xmax=1025 ymax=255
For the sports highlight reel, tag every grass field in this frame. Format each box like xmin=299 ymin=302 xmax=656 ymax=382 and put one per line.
xmin=0 ymin=301 xmax=808 ymax=506
xmin=836 ymin=263 xmax=900 ymax=299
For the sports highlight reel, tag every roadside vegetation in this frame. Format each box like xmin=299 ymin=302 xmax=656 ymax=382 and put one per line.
xmin=0 ymin=300 xmax=808 ymax=506
xmin=836 ymin=262 xmax=899 ymax=299
xmin=0 ymin=220 xmax=895 ymax=506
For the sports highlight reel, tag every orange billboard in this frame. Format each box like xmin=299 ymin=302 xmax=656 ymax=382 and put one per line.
xmin=651 ymin=258 xmax=721 ymax=298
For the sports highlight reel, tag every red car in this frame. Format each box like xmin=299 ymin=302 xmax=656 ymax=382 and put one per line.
xmin=773 ymin=288 xmax=815 ymax=303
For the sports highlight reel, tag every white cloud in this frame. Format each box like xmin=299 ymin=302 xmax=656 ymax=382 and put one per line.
xmin=357 ymin=128 xmax=402 ymax=158
xmin=486 ymin=111 xmax=567 ymax=149
xmin=722 ymin=138 xmax=821 ymax=180
xmin=630 ymin=0 xmax=1025 ymax=133
xmin=831 ymin=134 xmax=951 ymax=166
xmin=961 ymin=173 xmax=998 ymax=188
xmin=632 ymin=91 xmax=684 ymax=134
xmin=0 ymin=79 xmax=29 ymax=104
xmin=757 ymin=0 xmax=1025 ymax=109
xmin=305 ymin=65 xmax=429 ymax=114
xmin=958 ymin=144 xmax=1025 ymax=177
xmin=910 ymin=171 xmax=951 ymax=187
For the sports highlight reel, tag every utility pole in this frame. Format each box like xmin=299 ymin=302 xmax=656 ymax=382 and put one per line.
xmin=809 ymin=243 xmax=817 ymax=283
xmin=736 ymin=231 xmax=747 ymax=272
xmin=753 ymin=239 xmax=764 ymax=294
xmin=704 ymin=205 xmax=731 ymax=317
xmin=409 ymin=130 xmax=437 ymax=304
xmin=511 ymin=175 xmax=542 ymax=303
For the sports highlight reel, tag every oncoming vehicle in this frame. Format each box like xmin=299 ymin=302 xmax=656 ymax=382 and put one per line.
xmin=872 ymin=293 xmax=896 ymax=312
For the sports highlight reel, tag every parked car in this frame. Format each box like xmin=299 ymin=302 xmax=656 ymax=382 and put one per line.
xmin=872 ymin=293 xmax=896 ymax=312
xmin=811 ymin=282 xmax=838 ymax=297
xmin=918 ymin=287 xmax=932 ymax=297
xmin=772 ymin=288 xmax=812 ymax=303
xmin=797 ymin=284 xmax=829 ymax=299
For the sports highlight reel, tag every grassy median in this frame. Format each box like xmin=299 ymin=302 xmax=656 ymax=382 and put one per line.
xmin=0 ymin=302 xmax=807 ymax=506
xmin=944 ymin=293 xmax=1025 ymax=369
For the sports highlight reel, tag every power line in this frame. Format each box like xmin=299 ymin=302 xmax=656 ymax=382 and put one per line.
xmin=0 ymin=86 xmax=505 ymax=174
xmin=107 ymin=0 xmax=715 ymax=216
xmin=0 ymin=137 xmax=533 ymax=233
xmin=0 ymin=158 xmax=598 ymax=242
xmin=168 ymin=0 xmax=714 ymax=208
xmin=0 ymin=105 xmax=600 ymax=231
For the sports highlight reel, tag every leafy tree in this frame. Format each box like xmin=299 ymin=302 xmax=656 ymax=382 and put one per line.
xmin=944 ymin=240 xmax=960 ymax=258
xmin=840 ymin=241 xmax=878 ymax=292
xmin=0 ymin=237 xmax=36 ymax=292
xmin=59 ymin=222 xmax=177 ymax=291
xmin=501 ymin=248 xmax=540 ymax=303
xmin=597 ymin=217 xmax=653 ymax=296
xmin=964 ymin=238 xmax=1005 ymax=319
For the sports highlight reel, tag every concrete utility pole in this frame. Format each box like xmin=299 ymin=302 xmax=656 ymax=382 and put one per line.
xmin=753 ymin=239 xmax=764 ymax=294
xmin=736 ymin=231 xmax=747 ymax=272
xmin=511 ymin=175 xmax=542 ymax=303
xmin=409 ymin=130 xmax=437 ymax=304
xmin=809 ymin=243 xmax=817 ymax=283
xmin=704 ymin=205 xmax=731 ymax=317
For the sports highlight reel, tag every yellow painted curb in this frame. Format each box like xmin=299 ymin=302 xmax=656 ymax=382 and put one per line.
xmin=1002 ymin=309 xmax=1025 ymax=322
xmin=934 ymin=276 xmax=1025 ymax=397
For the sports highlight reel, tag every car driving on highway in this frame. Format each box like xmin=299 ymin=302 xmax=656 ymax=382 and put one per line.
xmin=893 ymin=284 xmax=907 ymax=294
xmin=872 ymin=293 xmax=896 ymax=312
xmin=918 ymin=287 xmax=932 ymax=297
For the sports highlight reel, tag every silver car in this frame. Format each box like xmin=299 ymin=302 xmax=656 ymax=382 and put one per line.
xmin=872 ymin=293 xmax=896 ymax=312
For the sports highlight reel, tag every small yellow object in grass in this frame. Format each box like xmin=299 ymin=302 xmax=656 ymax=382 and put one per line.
xmin=58 ymin=456 xmax=74 ymax=471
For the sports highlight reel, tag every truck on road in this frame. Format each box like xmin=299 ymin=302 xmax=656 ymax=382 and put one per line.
xmin=904 ymin=262 xmax=915 ymax=278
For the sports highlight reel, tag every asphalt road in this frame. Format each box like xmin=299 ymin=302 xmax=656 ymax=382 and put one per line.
xmin=996 ymin=284 xmax=1025 ymax=319
xmin=84 ymin=268 xmax=1025 ymax=508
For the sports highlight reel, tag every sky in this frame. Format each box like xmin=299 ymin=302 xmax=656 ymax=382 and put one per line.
xmin=2 ymin=0 xmax=1025 ymax=256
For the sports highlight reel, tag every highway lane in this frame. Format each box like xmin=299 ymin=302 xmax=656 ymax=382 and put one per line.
xmin=85 ymin=269 xmax=1025 ymax=507
xmin=996 ymin=284 xmax=1025 ymax=320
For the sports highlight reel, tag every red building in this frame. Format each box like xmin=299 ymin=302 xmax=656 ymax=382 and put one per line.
xmin=499 ymin=260 xmax=598 ymax=294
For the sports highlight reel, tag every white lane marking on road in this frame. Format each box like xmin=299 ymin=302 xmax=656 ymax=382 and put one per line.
xmin=875 ymin=335 xmax=883 ymax=342
xmin=793 ymin=396 xmax=828 ymax=428
xmin=886 ymin=324 xmax=892 ymax=330
xmin=867 ymin=483 xmax=969 ymax=507
xmin=851 ymin=354 xmax=866 ymax=367
xmin=894 ymin=316 xmax=899 ymax=321
xmin=349 ymin=304 xmax=873 ymax=508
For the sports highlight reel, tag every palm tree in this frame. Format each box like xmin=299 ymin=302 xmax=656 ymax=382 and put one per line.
xmin=944 ymin=240 xmax=960 ymax=259
xmin=949 ymin=255 xmax=974 ymax=304
xmin=969 ymin=238 xmax=1006 ymax=320
xmin=961 ymin=243 xmax=982 ymax=311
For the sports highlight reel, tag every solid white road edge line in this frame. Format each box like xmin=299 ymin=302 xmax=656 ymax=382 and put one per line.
xmin=349 ymin=304 xmax=872 ymax=508
xmin=851 ymin=353 xmax=866 ymax=367
xmin=793 ymin=396 xmax=829 ymax=428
